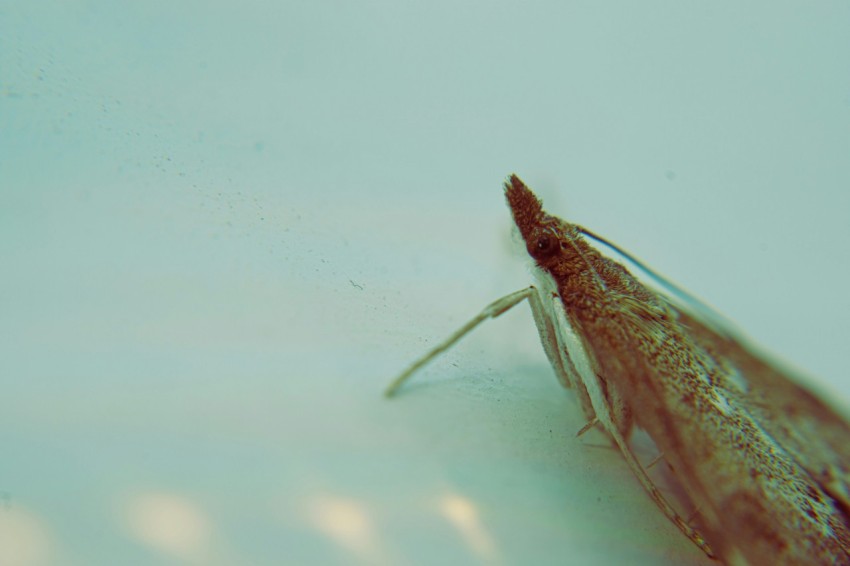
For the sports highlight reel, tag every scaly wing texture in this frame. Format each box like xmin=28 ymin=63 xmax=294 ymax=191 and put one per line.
xmin=671 ymin=303 xmax=850 ymax=525
xmin=595 ymin=291 xmax=850 ymax=564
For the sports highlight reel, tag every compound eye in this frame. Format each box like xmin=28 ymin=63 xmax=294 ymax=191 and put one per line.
xmin=531 ymin=234 xmax=557 ymax=259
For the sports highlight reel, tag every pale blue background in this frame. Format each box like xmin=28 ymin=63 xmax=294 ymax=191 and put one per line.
xmin=1 ymin=2 xmax=849 ymax=564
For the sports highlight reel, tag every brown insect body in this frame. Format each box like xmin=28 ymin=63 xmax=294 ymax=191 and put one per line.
xmin=505 ymin=175 xmax=850 ymax=564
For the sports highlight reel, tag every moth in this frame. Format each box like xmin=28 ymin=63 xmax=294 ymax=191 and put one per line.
xmin=385 ymin=175 xmax=850 ymax=565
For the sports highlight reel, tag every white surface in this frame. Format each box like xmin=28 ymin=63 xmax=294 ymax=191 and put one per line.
xmin=1 ymin=2 xmax=849 ymax=564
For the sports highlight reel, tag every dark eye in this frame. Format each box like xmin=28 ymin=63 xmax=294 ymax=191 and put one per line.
xmin=531 ymin=234 xmax=557 ymax=258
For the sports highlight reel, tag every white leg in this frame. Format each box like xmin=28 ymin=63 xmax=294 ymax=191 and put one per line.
xmin=385 ymin=287 xmax=537 ymax=397
xmin=385 ymin=286 xmax=587 ymax=398
xmin=385 ymin=287 xmax=589 ymax=414
xmin=525 ymin=288 xmax=577 ymax=391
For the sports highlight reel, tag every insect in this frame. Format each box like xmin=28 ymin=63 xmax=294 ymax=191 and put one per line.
xmin=385 ymin=175 xmax=850 ymax=565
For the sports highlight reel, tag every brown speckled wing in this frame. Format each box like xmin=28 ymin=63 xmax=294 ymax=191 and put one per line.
xmin=671 ymin=303 xmax=850 ymax=516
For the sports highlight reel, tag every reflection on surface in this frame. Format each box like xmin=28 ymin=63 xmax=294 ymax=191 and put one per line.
xmin=125 ymin=492 xmax=211 ymax=561
xmin=0 ymin=505 xmax=52 ymax=566
xmin=439 ymin=492 xmax=499 ymax=563
xmin=305 ymin=494 xmax=386 ymax=562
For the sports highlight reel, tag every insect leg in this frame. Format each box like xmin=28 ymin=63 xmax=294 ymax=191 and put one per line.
xmin=605 ymin=420 xmax=716 ymax=558
xmin=645 ymin=453 xmax=665 ymax=470
xmin=686 ymin=506 xmax=703 ymax=525
xmin=385 ymin=287 xmax=539 ymax=397
xmin=575 ymin=418 xmax=599 ymax=438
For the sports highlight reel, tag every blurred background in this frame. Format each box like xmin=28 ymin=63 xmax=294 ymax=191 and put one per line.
xmin=1 ymin=1 xmax=848 ymax=564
